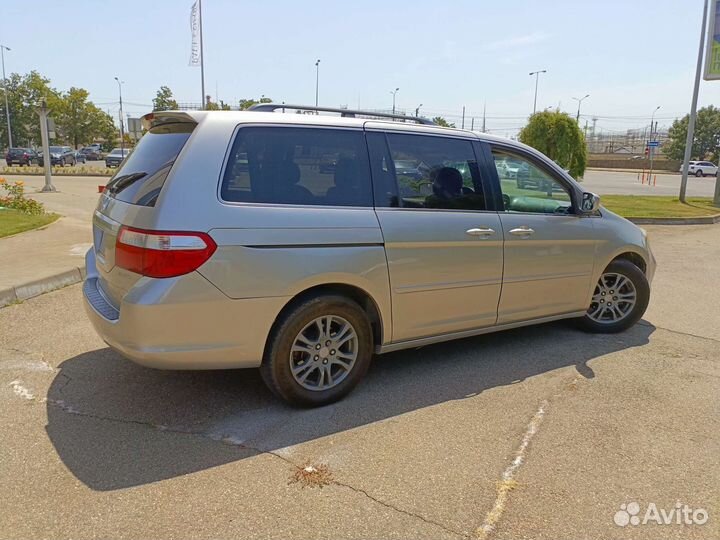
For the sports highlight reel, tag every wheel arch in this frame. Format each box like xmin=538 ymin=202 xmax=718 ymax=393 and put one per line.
xmin=267 ymin=283 xmax=386 ymax=354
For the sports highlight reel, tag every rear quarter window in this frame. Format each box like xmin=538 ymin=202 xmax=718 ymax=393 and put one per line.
xmin=106 ymin=122 xmax=195 ymax=206
xmin=221 ymin=126 xmax=372 ymax=207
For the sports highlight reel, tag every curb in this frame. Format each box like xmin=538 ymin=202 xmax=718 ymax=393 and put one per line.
xmin=626 ymin=213 xmax=720 ymax=225
xmin=0 ymin=267 xmax=86 ymax=308
xmin=586 ymin=167 xmax=680 ymax=175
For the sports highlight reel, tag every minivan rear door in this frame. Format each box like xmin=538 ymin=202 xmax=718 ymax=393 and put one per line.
xmin=365 ymin=126 xmax=504 ymax=342
xmin=92 ymin=113 xmax=197 ymax=308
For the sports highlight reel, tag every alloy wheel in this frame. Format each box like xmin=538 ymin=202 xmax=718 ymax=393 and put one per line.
xmin=587 ymin=272 xmax=637 ymax=324
xmin=289 ymin=315 xmax=358 ymax=391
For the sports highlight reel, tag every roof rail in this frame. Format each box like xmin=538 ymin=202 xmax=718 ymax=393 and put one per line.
xmin=246 ymin=103 xmax=435 ymax=125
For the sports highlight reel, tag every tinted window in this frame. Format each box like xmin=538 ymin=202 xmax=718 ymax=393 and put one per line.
xmin=221 ymin=127 xmax=372 ymax=207
xmin=106 ymin=121 xmax=195 ymax=206
xmin=378 ymin=133 xmax=486 ymax=211
xmin=492 ymin=149 xmax=572 ymax=214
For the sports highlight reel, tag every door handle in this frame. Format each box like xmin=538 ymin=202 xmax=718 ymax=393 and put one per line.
xmin=509 ymin=226 xmax=535 ymax=237
xmin=466 ymin=227 xmax=495 ymax=237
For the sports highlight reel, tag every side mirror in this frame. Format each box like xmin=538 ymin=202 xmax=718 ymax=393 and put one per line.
xmin=580 ymin=192 xmax=600 ymax=214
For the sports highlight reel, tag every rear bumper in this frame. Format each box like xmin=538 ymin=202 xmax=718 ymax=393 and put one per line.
xmin=83 ymin=248 xmax=289 ymax=370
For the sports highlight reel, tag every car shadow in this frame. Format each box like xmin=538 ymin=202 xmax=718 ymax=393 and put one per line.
xmin=46 ymin=320 xmax=655 ymax=491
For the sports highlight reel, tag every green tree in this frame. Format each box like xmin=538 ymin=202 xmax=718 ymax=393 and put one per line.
xmin=432 ymin=116 xmax=455 ymax=128
xmin=152 ymin=86 xmax=178 ymax=111
xmin=0 ymin=71 xmax=60 ymax=149
xmin=519 ymin=111 xmax=587 ymax=178
xmin=206 ymin=97 xmax=231 ymax=111
xmin=55 ymin=87 xmax=115 ymax=148
xmin=238 ymin=96 xmax=273 ymax=110
xmin=664 ymin=105 xmax=720 ymax=161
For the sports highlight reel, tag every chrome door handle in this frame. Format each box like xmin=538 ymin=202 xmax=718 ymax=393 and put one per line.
xmin=509 ymin=226 xmax=535 ymax=236
xmin=466 ymin=227 xmax=495 ymax=237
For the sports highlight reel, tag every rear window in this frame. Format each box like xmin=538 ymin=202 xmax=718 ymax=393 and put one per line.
xmin=106 ymin=122 xmax=195 ymax=206
xmin=221 ymin=126 xmax=372 ymax=207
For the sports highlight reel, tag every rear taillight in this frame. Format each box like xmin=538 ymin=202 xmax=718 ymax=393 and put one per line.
xmin=115 ymin=226 xmax=217 ymax=278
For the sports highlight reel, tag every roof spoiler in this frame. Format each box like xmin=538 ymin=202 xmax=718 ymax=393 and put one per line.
xmin=141 ymin=111 xmax=198 ymax=131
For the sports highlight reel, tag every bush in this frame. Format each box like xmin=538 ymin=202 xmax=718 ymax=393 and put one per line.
xmin=0 ymin=178 xmax=46 ymax=215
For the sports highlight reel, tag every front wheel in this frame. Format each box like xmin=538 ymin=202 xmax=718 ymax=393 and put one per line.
xmin=696 ymin=169 xmax=704 ymax=177
xmin=576 ymin=259 xmax=649 ymax=333
xmin=260 ymin=295 xmax=373 ymax=406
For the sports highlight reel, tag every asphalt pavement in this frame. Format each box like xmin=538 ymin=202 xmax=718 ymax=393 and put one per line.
xmin=0 ymin=224 xmax=718 ymax=540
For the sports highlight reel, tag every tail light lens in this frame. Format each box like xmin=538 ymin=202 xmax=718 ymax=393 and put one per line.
xmin=115 ymin=226 xmax=217 ymax=278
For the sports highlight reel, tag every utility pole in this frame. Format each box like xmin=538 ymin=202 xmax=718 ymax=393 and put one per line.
xmin=681 ymin=0 xmax=710 ymax=202
xmin=315 ymin=59 xmax=320 ymax=107
xmin=114 ymin=77 xmax=124 ymax=154
xmin=461 ymin=106 xmax=465 ymax=129
xmin=529 ymin=69 xmax=547 ymax=115
xmin=37 ymin=99 xmax=55 ymax=192
xmin=1 ymin=45 xmax=12 ymax=149
xmin=482 ymin=103 xmax=486 ymax=133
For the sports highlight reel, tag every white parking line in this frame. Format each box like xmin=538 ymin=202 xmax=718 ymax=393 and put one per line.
xmin=8 ymin=380 xmax=35 ymax=400
xmin=476 ymin=400 xmax=548 ymax=540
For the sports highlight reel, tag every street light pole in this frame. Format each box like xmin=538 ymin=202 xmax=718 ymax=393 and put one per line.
xmin=37 ymin=99 xmax=55 ymax=192
xmin=114 ymin=77 xmax=124 ymax=155
xmin=572 ymin=94 xmax=590 ymax=123
xmin=529 ymin=69 xmax=547 ymax=115
xmin=681 ymin=0 xmax=709 ymax=202
xmin=1 ymin=45 xmax=12 ymax=149
xmin=390 ymin=88 xmax=399 ymax=114
xmin=315 ymin=59 xmax=320 ymax=107
xmin=415 ymin=103 xmax=423 ymax=117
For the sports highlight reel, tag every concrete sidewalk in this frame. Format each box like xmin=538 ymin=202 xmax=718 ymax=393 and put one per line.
xmin=0 ymin=175 xmax=97 ymax=306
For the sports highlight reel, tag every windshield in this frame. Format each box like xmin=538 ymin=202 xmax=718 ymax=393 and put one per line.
xmin=105 ymin=121 xmax=195 ymax=206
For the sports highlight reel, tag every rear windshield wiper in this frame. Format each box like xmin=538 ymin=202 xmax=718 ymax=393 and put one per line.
xmin=106 ymin=172 xmax=147 ymax=195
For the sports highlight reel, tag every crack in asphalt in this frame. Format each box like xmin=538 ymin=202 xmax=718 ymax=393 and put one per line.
xmin=332 ymin=479 xmax=468 ymax=539
xmin=639 ymin=320 xmax=720 ymax=344
xmin=41 ymin=397 xmax=468 ymax=538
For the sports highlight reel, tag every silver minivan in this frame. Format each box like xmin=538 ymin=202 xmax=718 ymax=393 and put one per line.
xmin=84 ymin=105 xmax=655 ymax=406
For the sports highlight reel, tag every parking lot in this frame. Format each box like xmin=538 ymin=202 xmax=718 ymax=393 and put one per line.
xmin=1 ymin=222 xmax=717 ymax=540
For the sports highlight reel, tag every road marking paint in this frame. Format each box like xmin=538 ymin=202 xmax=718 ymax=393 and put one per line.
xmin=8 ymin=380 xmax=35 ymax=400
xmin=476 ymin=400 xmax=548 ymax=540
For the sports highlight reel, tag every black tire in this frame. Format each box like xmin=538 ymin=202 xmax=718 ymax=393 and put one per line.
xmin=696 ymin=169 xmax=703 ymax=177
xmin=576 ymin=259 xmax=650 ymax=334
xmin=61 ymin=158 xmax=66 ymax=167
xmin=260 ymin=295 xmax=373 ymax=407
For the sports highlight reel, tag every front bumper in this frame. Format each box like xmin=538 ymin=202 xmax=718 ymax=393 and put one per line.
xmin=83 ymin=248 xmax=289 ymax=370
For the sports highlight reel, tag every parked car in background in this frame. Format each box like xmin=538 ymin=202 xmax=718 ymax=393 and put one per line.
xmin=104 ymin=147 xmax=130 ymax=167
xmin=75 ymin=150 xmax=87 ymax=164
xmin=681 ymin=161 xmax=718 ymax=177
xmin=83 ymin=107 xmax=655 ymax=407
xmin=5 ymin=147 xmax=38 ymax=166
xmin=80 ymin=146 xmax=102 ymax=160
xmin=37 ymin=146 xmax=76 ymax=167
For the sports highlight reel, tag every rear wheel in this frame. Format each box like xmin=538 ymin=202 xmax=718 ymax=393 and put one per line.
xmin=576 ymin=259 xmax=649 ymax=333
xmin=260 ymin=295 xmax=373 ymax=407
xmin=696 ymin=169 xmax=704 ymax=177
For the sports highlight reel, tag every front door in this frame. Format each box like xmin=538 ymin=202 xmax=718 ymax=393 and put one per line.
xmin=490 ymin=146 xmax=596 ymax=324
xmin=366 ymin=129 xmax=504 ymax=342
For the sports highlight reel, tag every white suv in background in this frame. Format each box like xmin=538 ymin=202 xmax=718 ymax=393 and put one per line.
xmin=683 ymin=161 xmax=718 ymax=177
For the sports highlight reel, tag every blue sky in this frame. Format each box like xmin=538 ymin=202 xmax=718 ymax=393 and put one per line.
xmin=0 ymin=0 xmax=715 ymax=136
